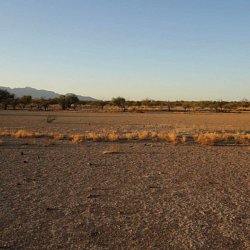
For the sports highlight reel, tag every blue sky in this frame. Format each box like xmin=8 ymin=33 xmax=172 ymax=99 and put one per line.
xmin=0 ymin=0 xmax=249 ymax=100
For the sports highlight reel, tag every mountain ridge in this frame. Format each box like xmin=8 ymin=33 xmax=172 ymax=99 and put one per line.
xmin=0 ymin=86 xmax=97 ymax=101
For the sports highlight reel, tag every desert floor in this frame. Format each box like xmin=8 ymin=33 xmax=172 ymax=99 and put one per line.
xmin=0 ymin=111 xmax=249 ymax=249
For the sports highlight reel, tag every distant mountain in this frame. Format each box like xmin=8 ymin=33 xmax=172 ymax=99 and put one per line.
xmin=0 ymin=86 xmax=97 ymax=101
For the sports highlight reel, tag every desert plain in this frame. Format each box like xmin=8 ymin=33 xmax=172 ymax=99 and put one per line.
xmin=0 ymin=110 xmax=249 ymax=249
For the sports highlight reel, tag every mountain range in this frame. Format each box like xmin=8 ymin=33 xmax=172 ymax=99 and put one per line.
xmin=0 ymin=86 xmax=96 ymax=101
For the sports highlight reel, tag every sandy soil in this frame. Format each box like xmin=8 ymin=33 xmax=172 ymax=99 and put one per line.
xmin=0 ymin=111 xmax=249 ymax=249
xmin=1 ymin=110 xmax=250 ymax=134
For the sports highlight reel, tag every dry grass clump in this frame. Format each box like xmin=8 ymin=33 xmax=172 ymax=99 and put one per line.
xmin=15 ymin=130 xmax=35 ymax=138
xmin=0 ymin=139 xmax=4 ymax=145
xmin=157 ymin=132 xmax=168 ymax=141
xmin=168 ymin=132 xmax=179 ymax=144
xmin=0 ymin=130 xmax=12 ymax=136
xmin=233 ymin=133 xmax=250 ymax=144
xmin=138 ymin=131 xmax=150 ymax=140
xmin=106 ymin=132 xmax=119 ymax=141
xmin=53 ymin=133 xmax=65 ymax=140
xmin=0 ymin=128 xmax=248 ymax=146
xmin=125 ymin=132 xmax=138 ymax=140
xmin=86 ymin=132 xmax=104 ymax=141
xmin=194 ymin=132 xmax=250 ymax=145
xmin=71 ymin=134 xmax=84 ymax=143
xmin=194 ymin=132 xmax=221 ymax=145
xmin=102 ymin=145 xmax=120 ymax=154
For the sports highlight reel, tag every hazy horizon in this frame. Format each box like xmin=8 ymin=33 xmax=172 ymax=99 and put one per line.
xmin=1 ymin=0 xmax=250 ymax=100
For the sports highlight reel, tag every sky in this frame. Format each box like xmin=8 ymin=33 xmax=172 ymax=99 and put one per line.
xmin=0 ymin=0 xmax=250 ymax=101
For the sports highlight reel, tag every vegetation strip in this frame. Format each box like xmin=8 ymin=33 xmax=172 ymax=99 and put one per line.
xmin=0 ymin=129 xmax=249 ymax=146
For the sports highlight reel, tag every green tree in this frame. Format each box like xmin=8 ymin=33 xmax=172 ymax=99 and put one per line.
xmin=112 ymin=97 xmax=126 ymax=111
xmin=20 ymin=95 xmax=32 ymax=109
xmin=65 ymin=94 xmax=79 ymax=108
xmin=57 ymin=95 xmax=67 ymax=110
xmin=0 ymin=89 xmax=15 ymax=110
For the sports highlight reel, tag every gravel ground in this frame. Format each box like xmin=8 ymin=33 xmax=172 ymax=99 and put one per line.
xmin=0 ymin=138 xmax=249 ymax=249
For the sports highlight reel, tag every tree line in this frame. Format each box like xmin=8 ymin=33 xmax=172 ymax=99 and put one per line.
xmin=0 ymin=89 xmax=249 ymax=112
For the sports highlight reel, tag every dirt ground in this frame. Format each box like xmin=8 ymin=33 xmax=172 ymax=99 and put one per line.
xmin=0 ymin=110 xmax=250 ymax=134
xmin=0 ymin=111 xmax=249 ymax=249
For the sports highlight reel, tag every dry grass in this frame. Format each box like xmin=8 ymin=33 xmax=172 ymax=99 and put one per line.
xmin=125 ymin=132 xmax=138 ymax=140
xmin=157 ymin=132 xmax=168 ymax=140
xmin=0 ymin=130 xmax=12 ymax=136
xmin=233 ymin=133 xmax=250 ymax=144
xmin=0 ymin=139 xmax=4 ymax=145
xmin=14 ymin=130 xmax=35 ymax=138
xmin=0 ymin=129 xmax=249 ymax=146
xmin=71 ymin=134 xmax=84 ymax=143
xmin=106 ymin=132 xmax=119 ymax=141
xmin=53 ymin=133 xmax=65 ymax=140
xmin=167 ymin=132 xmax=179 ymax=144
xmin=138 ymin=131 xmax=150 ymax=140
xmin=102 ymin=145 xmax=120 ymax=154
xmin=194 ymin=132 xmax=250 ymax=145
xmin=194 ymin=133 xmax=220 ymax=145
xmin=86 ymin=132 xmax=104 ymax=141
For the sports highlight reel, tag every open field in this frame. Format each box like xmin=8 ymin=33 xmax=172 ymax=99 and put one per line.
xmin=0 ymin=111 xmax=249 ymax=249
xmin=1 ymin=110 xmax=250 ymax=133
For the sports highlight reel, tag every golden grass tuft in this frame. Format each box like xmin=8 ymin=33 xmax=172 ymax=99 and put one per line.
xmin=168 ymin=132 xmax=179 ymax=144
xmin=0 ymin=139 xmax=4 ymax=145
xmin=194 ymin=133 xmax=218 ymax=145
xmin=138 ymin=131 xmax=150 ymax=140
xmin=125 ymin=132 xmax=138 ymax=140
xmin=15 ymin=130 xmax=35 ymax=138
xmin=106 ymin=132 xmax=119 ymax=141
xmin=86 ymin=132 xmax=103 ymax=141
xmin=0 ymin=130 xmax=12 ymax=136
xmin=53 ymin=133 xmax=64 ymax=140
xmin=71 ymin=134 xmax=84 ymax=143
xmin=233 ymin=133 xmax=249 ymax=144
xmin=157 ymin=132 xmax=168 ymax=140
